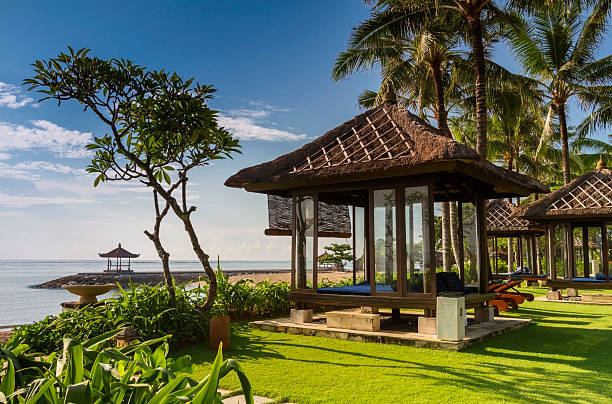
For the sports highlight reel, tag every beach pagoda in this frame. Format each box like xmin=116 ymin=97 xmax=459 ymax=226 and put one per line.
xmin=99 ymin=243 xmax=139 ymax=273
xmin=513 ymin=156 xmax=612 ymax=289
xmin=226 ymin=103 xmax=548 ymax=315
xmin=486 ymin=199 xmax=545 ymax=276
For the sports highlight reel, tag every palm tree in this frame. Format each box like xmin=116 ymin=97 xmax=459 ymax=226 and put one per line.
xmin=509 ymin=1 xmax=612 ymax=184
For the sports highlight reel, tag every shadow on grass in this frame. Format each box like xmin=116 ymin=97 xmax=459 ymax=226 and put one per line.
xmin=179 ymin=305 xmax=612 ymax=403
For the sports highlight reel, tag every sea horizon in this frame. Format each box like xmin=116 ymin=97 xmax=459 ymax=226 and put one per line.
xmin=0 ymin=259 xmax=291 ymax=327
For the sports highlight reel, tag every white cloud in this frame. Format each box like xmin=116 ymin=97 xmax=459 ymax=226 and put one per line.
xmin=218 ymin=102 xmax=306 ymax=141
xmin=0 ymin=161 xmax=82 ymax=180
xmin=0 ymin=82 xmax=34 ymax=109
xmin=218 ymin=115 xmax=307 ymax=141
xmin=0 ymin=193 xmax=90 ymax=208
xmin=0 ymin=120 xmax=92 ymax=158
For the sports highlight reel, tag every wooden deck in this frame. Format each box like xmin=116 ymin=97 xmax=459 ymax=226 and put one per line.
xmin=251 ymin=311 xmax=531 ymax=351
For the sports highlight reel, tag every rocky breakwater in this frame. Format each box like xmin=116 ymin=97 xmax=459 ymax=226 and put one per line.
xmin=33 ymin=271 xmax=208 ymax=289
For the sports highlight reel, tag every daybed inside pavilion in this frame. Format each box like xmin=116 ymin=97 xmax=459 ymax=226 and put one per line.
xmin=513 ymin=156 xmax=612 ymax=289
xmin=226 ymin=102 xmax=548 ymax=314
xmin=486 ymin=199 xmax=545 ymax=279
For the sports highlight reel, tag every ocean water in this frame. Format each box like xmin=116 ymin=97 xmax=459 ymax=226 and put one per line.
xmin=0 ymin=260 xmax=290 ymax=326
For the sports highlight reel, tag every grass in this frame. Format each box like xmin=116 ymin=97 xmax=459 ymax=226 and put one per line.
xmin=179 ymin=287 xmax=612 ymax=403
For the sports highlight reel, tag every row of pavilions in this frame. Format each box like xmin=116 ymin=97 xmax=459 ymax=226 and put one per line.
xmin=226 ymin=102 xmax=612 ymax=316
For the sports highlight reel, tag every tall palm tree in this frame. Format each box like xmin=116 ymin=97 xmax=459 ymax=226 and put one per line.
xmin=510 ymin=1 xmax=612 ymax=184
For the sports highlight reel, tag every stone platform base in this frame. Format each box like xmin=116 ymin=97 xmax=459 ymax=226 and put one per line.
xmin=537 ymin=294 xmax=612 ymax=305
xmin=251 ymin=311 xmax=530 ymax=351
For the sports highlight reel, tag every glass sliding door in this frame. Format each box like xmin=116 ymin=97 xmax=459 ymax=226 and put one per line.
xmin=373 ymin=189 xmax=398 ymax=293
xmin=353 ymin=206 xmax=366 ymax=282
xmin=405 ymin=186 xmax=429 ymax=293
xmin=294 ymin=195 xmax=314 ymax=290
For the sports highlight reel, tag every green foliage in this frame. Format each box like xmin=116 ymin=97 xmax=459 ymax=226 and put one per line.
xmin=24 ymin=47 xmax=241 ymax=188
xmin=0 ymin=332 xmax=252 ymax=404
xmin=9 ymin=282 xmax=211 ymax=354
xmin=318 ymin=243 xmax=353 ymax=266
xmin=210 ymin=268 xmax=291 ymax=320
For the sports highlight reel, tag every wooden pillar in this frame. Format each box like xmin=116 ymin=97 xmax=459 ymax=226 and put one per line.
xmin=392 ymin=308 xmax=401 ymax=323
xmin=457 ymin=203 xmax=465 ymax=281
xmin=603 ymin=224 xmax=609 ymax=282
xmin=475 ymin=195 xmax=489 ymax=294
xmin=566 ymin=223 xmax=574 ymax=280
xmin=547 ymin=225 xmax=555 ymax=279
xmin=352 ymin=206 xmax=357 ymax=285
xmin=582 ymin=226 xmax=590 ymax=278
xmin=494 ymin=237 xmax=499 ymax=274
xmin=313 ymin=194 xmax=319 ymax=292
xmin=526 ymin=236 xmax=533 ymax=274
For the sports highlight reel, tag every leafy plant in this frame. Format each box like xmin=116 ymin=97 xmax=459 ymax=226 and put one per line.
xmin=318 ymin=243 xmax=353 ymax=269
xmin=9 ymin=282 xmax=211 ymax=354
xmin=0 ymin=331 xmax=252 ymax=404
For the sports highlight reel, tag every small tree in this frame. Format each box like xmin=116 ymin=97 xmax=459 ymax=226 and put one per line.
xmin=318 ymin=243 xmax=353 ymax=270
xmin=25 ymin=47 xmax=241 ymax=309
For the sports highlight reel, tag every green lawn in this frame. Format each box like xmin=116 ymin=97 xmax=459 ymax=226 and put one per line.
xmin=180 ymin=287 xmax=612 ymax=403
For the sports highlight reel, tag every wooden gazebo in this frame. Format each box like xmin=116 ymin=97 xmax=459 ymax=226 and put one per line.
xmin=513 ymin=156 xmax=612 ymax=289
xmin=99 ymin=243 xmax=139 ymax=273
xmin=486 ymin=199 xmax=545 ymax=275
xmin=226 ymin=103 xmax=548 ymax=314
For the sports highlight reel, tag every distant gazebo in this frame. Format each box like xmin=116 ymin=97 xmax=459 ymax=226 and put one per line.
xmin=99 ymin=243 xmax=139 ymax=273
xmin=486 ymin=199 xmax=545 ymax=275
xmin=513 ymin=156 xmax=612 ymax=289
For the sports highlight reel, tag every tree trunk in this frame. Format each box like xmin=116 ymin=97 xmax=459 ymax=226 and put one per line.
xmin=557 ymin=102 xmax=571 ymax=185
xmin=431 ymin=63 xmax=451 ymax=138
xmin=467 ymin=14 xmax=488 ymax=158
xmin=430 ymin=62 xmax=454 ymax=272
xmin=144 ymin=191 xmax=176 ymax=304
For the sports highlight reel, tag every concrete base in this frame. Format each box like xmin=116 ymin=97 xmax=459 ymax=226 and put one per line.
xmin=418 ymin=316 xmax=437 ymax=335
xmin=251 ymin=312 xmax=532 ymax=351
xmin=326 ymin=310 xmax=380 ymax=331
xmin=290 ymin=309 xmax=313 ymax=323
xmin=581 ymin=293 xmax=612 ymax=303
xmin=566 ymin=288 xmax=579 ymax=297
xmin=474 ymin=306 xmax=495 ymax=323
xmin=547 ymin=290 xmax=561 ymax=300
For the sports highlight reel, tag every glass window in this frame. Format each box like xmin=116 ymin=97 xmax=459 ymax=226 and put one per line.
xmin=462 ymin=203 xmax=479 ymax=287
xmin=573 ymin=227 xmax=585 ymax=278
xmin=373 ymin=189 xmax=397 ymax=293
xmin=353 ymin=206 xmax=366 ymax=282
xmin=588 ymin=226 xmax=603 ymax=278
xmin=294 ymin=195 xmax=314 ymax=289
xmin=405 ymin=186 xmax=429 ymax=293
xmin=553 ymin=224 xmax=569 ymax=279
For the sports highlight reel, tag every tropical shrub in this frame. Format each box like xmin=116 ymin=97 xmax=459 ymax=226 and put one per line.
xmin=0 ymin=330 xmax=252 ymax=404
xmin=9 ymin=282 xmax=210 ymax=354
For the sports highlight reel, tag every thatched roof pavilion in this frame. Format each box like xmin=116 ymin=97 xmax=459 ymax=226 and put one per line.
xmin=513 ymin=156 xmax=612 ymax=288
xmin=227 ymin=102 xmax=548 ymax=316
xmin=99 ymin=243 xmax=139 ymax=273
xmin=486 ymin=199 xmax=545 ymax=276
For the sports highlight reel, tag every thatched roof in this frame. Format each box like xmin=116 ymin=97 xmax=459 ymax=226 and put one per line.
xmin=99 ymin=243 xmax=139 ymax=259
xmin=225 ymin=103 xmax=548 ymax=198
xmin=513 ymin=159 xmax=612 ymax=220
xmin=486 ymin=199 xmax=544 ymax=236
xmin=264 ymin=195 xmax=351 ymax=238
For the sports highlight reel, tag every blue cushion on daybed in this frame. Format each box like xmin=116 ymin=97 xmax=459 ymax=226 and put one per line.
xmin=317 ymin=281 xmax=394 ymax=295
xmin=569 ymin=277 xmax=604 ymax=282
xmin=596 ymin=273 xmax=609 ymax=281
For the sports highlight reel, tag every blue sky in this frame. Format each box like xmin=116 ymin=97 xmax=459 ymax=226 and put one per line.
xmin=0 ymin=1 xmax=610 ymax=260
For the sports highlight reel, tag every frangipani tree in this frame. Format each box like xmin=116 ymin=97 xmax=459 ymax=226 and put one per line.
xmin=25 ymin=47 xmax=241 ymax=309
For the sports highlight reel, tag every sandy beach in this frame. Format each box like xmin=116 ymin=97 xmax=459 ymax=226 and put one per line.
xmin=225 ymin=270 xmax=353 ymax=284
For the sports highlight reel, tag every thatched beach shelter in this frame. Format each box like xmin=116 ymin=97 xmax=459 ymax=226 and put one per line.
xmin=226 ymin=102 xmax=548 ymax=315
xmin=486 ymin=199 xmax=545 ymax=275
xmin=99 ymin=243 xmax=139 ymax=273
xmin=513 ymin=156 xmax=612 ymax=289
